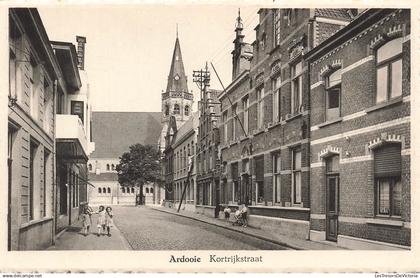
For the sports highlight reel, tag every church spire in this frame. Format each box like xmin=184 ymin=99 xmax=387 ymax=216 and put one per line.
xmin=166 ymin=35 xmax=188 ymax=93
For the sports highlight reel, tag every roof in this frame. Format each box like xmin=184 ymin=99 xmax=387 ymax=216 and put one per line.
xmin=88 ymin=172 xmax=118 ymax=182
xmin=314 ymin=9 xmax=353 ymax=21
xmin=90 ymin=112 xmax=162 ymax=159
xmin=174 ymin=112 xmax=199 ymax=146
xmin=166 ymin=37 xmax=189 ymax=93
xmin=304 ymin=9 xmax=389 ymax=62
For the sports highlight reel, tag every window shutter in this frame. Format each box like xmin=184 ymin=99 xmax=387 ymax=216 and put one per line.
xmin=255 ymin=156 xmax=264 ymax=181
xmin=374 ymin=144 xmax=401 ymax=177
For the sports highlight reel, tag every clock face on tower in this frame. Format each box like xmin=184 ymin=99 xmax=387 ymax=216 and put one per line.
xmin=174 ymin=75 xmax=180 ymax=81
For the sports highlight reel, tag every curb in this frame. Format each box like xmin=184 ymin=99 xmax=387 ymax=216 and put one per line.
xmin=148 ymin=206 xmax=300 ymax=250
xmin=113 ymin=224 xmax=133 ymax=250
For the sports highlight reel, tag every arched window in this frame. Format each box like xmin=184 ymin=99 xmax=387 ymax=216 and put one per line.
xmin=146 ymin=187 xmax=149 ymax=194
xmin=111 ymin=164 xmax=115 ymax=171
xmin=88 ymin=163 xmax=92 ymax=171
xmin=106 ymin=164 xmax=110 ymax=171
xmin=150 ymin=187 xmax=154 ymax=194
xmin=174 ymin=104 xmax=180 ymax=114
xmin=184 ymin=105 xmax=190 ymax=116
xmin=376 ymin=38 xmax=403 ymax=104
xmin=102 ymin=187 xmax=106 ymax=194
xmin=107 ymin=187 xmax=111 ymax=194
xmin=98 ymin=188 xmax=102 ymax=194
xmin=122 ymin=187 xmax=125 ymax=194
xmin=131 ymin=187 xmax=134 ymax=194
xmin=165 ymin=104 xmax=170 ymax=116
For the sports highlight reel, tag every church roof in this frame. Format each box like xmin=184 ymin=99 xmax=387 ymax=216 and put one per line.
xmin=90 ymin=111 xmax=162 ymax=159
xmin=166 ymin=37 xmax=189 ymax=93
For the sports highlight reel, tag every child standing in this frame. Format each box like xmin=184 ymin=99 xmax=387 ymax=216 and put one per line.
xmin=96 ymin=205 xmax=106 ymax=236
xmin=105 ymin=207 xmax=114 ymax=237
xmin=81 ymin=206 xmax=92 ymax=236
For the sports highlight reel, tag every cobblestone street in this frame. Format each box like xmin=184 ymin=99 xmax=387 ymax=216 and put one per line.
xmin=112 ymin=206 xmax=288 ymax=250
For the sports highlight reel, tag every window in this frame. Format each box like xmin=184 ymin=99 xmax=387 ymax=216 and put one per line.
xmin=88 ymin=163 xmax=92 ymax=171
xmin=242 ymin=96 xmax=249 ymax=134
xmin=374 ymin=144 xmax=402 ymax=217
xmin=209 ymin=147 xmax=213 ymax=169
xmin=325 ymin=69 xmax=342 ymax=121
xmin=150 ymin=187 xmax=154 ymax=194
xmin=223 ymin=111 xmax=228 ymax=143
xmin=257 ymin=87 xmax=264 ymax=129
xmin=232 ymin=104 xmax=237 ymax=140
xmin=71 ymin=101 xmax=84 ymax=124
xmin=146 ymin=188 xmax=149 ymax=194
xmin=57 ymin=91 xmax=64 ymax=114
xmin=272 ymin=76 xmax=281 ymax=122
xmin=292 ymin=148 xmax=302 ymax=204
xmin=29 ymin=56 xmax=39 ymax=120
xmin=9 ymin=50 xmax=16 ymax=101
xmin=285 ymin=9 xmax=292 ymax=26
xmin=174 ymin=104 xmax=180 ymax=114
xmin=376 ymin=38 xmax=403 ymax=103
xmin=291 ymin=61 xmax=303 ymax=114
xmin=185 ymin=105 xmax=190 ymax=116
xmin=273 ymin=9 xmax=281 ymax=47
xmin=261 ymin=33 xmax=266 ymax=52
xmin=107 ymin=187 xmax=111 ymax=194
xmin=165 ymin=105 xmax=170 ymax=116
xmin=121 ymin=187 xmax=125 ymax=194
xmin=255 ymin=156 xmax=264 ymax=203
xmin=29 ymin=140 xmax=38 ymax=221
xmin=273 ymin=152 xmax=281 ymax=204
xmin=106 ymin=164 xmax=110 ymax=171
xmin=98 ymin=187 xmax=102 ymax=194
xmin=102 ymin=187 xmax=106 ymax=195
xmin=231 ymin=163 xmax=239 ymax=203
xmin=43 ymin=150 xmax=50 ymax=217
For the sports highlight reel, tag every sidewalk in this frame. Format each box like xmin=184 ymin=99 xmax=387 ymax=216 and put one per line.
xmin=148 ymin=205 xmax=346 ymax=250
xmin=47 ymin=214 xmax=131 ymax=250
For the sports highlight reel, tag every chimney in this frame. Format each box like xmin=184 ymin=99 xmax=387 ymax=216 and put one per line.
xmin=76 ymin=36 xmax=86 ymax=70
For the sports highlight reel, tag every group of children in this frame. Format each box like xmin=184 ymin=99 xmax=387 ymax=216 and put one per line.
xmin=80 ymin=205 xmax=114 ymax=237
xmin=223 ymin=203 xmax=248 ymax=227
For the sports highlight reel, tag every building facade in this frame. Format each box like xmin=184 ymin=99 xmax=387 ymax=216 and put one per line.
xmin=219 ymin=9 xmax=354 ymax=240
xmin=172 ymin=113 xmax=199 ymax=211
xmin=8 ymin=8 xmax=61 ymax=250
xmin=163 ymin=113 xmax=198 ymax=211
xmin=305 ymin=9 xmax=410 ymax=249
xmin=52 ymin=38 xmax=95 ymax=234
xmin=196 ymin=87 xmax=222 ymax=218
xmin=88 ymin=112 xmax=163 ymax=206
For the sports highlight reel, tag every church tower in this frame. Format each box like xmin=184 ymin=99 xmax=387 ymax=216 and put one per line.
xmin=159 ymin=33 xmax=193 ymax=151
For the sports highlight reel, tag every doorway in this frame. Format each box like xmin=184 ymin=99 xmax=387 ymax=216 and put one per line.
xmin=326 ymin=175 xmax=339 ymax=241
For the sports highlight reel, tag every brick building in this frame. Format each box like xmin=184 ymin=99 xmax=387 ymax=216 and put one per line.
xmin=218 ymin=9 xmax=353 ymax=240
xmin=8 ymin=8 xmax=61 ymax=250
xmin=305 ymin=9 xmax=410 ymax=249
xmin=88 ymin=112 xmax=163 ymax=206
xmin=196 ymin=87 xmax=222 ymax=218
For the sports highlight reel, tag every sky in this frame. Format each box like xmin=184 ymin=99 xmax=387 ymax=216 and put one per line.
xmin=38 ymin=5 xmax=260 ymax=113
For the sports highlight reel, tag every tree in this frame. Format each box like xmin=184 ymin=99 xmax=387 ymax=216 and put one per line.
xmin=116 ymin=144 xmax=161 ymax=205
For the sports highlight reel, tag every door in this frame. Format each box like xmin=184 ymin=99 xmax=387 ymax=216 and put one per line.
xmin=215 ymin=180 xmax=220 ymax=218
xmin=326 ymin=175 xmax=339 ymax=241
